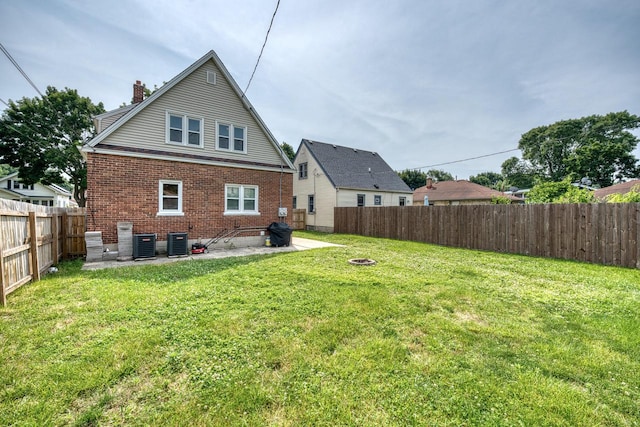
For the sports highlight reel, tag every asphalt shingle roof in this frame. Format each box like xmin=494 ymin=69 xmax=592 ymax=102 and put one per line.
xmin=593 ymin=179 xmax=640 ymax=199
xmin=413 ymin=180 xmax=519 ymax=202
xmin=300 ymin=139 xmax=411 ymax=192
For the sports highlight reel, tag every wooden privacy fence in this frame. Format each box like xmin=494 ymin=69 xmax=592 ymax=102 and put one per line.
xmin=335 ymin=204 xmax=640 ymax=269
xmin=0 ymin=199 xmax=86 ymax=306
xmin=292 ymin=208 xmax=306 ymax=230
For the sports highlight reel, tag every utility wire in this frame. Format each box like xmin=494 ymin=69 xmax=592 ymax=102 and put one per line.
xmin=0 ymin=97 xmax=8 ymax=107
xmin=0 ymin=42 xmax=44 ymax=98
xmin=416 ymin=148 xmax=520 ymax=170
xmin=242 ymin=0 xmax=281 ymax=97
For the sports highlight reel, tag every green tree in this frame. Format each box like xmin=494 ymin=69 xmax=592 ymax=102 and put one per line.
xmin=280 ymin=142 xmax=295 ymax=162
xmin=397 ymin=169 xmax=427 ymax=190
xmin=606 ymin=185 xmax=640 ymax=203
xmin=526 ymin=180 xmax=595 ymax=204
xmin=501 ymin=156 xmax=536 ymax=189
xmin=491 ymin=195 xmax=512 ymax=204
xmin=519 ymin=111 xmax=640 ymax=187
xmin=426 ymin=169 xmax=454 ymax=182
xmin=0 ymin=163 xmax=16 ymax=177
xmin=469 ymin=171 xmax=504 ymax=189
xmin=0 ymin=87 xmax=105 ymax=207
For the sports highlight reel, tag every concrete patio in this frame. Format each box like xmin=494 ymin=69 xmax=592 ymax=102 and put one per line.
xmin=82 ymin=237 xmax=343 ymax=271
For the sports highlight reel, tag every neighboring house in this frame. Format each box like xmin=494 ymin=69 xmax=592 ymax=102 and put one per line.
xmin=0 ymin=172 xmax=76 ymax=207
xmin=293 ymin=139 xmax=413 ymax=232
xmin=81 ymin=50 xmax=295 ymax=249
xmin=504 ymin=188 xmax=530 ymax=200
xmin=413 ymin=179 xmax=522 ymax=205
xmin=593 ymin=179 xmax=640 ymax=200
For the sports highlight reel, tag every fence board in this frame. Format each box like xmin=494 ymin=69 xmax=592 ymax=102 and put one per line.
xmin=0 ymin=200 xmax=86 ymax=306
xmin=335 ymin=203 xmax=640 ymax=269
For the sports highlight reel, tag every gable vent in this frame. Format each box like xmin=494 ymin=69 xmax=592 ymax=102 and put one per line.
xmin=206 ymin=70 xmax=217 ymax=85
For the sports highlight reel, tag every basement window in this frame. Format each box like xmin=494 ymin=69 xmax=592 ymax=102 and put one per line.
xmin=158 ymin=180 xmax=183 ymax=216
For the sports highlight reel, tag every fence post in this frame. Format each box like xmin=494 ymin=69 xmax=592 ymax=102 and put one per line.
xmin=62 ymin=212 xmax=69 ymax=260
xmin=29 ymin=212 xmax=40 ymax=282
xmin=51 ymin=213 xmax=59 ymax=265
xmin=0 ymin=248 xmax=5 ymax=307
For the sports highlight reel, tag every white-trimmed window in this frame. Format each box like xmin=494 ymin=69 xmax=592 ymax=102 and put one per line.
xmin=166 ymin=112 xmax=203 ymax=147
xmin=298 ymin=162 xmax=308 ymax=179
xmin=158 ymin=180 xmax=183 ymax=215
xmin=399 ymin=196 xmax=407 ymax=206
xmin=217 ymin=122 xmax=247 ymax=153
xmin=374 ymin=195 xmax=382 ymax=206
xmin=225 ymin=184 xmax=259 ymax=215
xmin=357 ymin=194 xmax=365 ymax=207
xmin=308 ymin=194 xmax=315 ymax=213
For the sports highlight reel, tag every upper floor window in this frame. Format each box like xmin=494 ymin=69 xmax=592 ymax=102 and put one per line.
xmin=299 ymin=162 xmax=308 ymax=179
xmin=225 ymin=184 xmax=258 ymax=215
xmin=167 ymin=112 xmax=203 ymax=147
xmin=158 ymin=180 xmax=183 ymax=216
xmin=217 ymin=122 xmax=247 ymax=153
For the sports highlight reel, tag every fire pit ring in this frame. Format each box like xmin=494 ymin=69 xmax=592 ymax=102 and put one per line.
xmin=348 ymin=258 xmax=377 ymax=266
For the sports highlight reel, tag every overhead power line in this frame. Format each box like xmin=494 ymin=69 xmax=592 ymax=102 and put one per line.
xmin=0 ymin=42 xmax=44 ymax=98
xmin=416 ymin=148 xmax=520 ymax=170
xmin=242 ymin=0 xmax=281 ymax=97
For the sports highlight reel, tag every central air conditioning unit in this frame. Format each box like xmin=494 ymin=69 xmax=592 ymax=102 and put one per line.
xmin=133 ymin=234 xmax=156 ymax=259
xmin=167 ymin=232 xmax=188 ymax=256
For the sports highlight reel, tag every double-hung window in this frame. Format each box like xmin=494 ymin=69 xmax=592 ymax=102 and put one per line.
xmin=167 ymin=112 xmax=203 ymax=147
xmin=298 ymin=162 xmax=308 ymax=179
xmin=225 ymin=184 xmax=258 ymax=215
xmin=308 ymin=195 xmax=315 ymax=213
xmin=158 ymin=180 xmax=183 ymax=215
xmin=217 ymin=122 xmax=247 ymax=153
xmin=357 ymin=194 xmax=365 ymax=207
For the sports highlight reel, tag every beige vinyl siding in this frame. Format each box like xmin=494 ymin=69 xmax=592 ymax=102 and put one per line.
xmin=97 ymin=110 xmax=130 ymax=133
xmin=337 ymin=189 xmax=413 ymax=207
xmin=292 ymin=146 xmax=336 ymax=230
xmin=98 ymin=59 xmax=283 ymax=166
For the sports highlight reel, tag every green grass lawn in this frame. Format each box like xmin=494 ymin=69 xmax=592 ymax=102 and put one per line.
xmin=1 ymin=232 xmax=639 ymax=426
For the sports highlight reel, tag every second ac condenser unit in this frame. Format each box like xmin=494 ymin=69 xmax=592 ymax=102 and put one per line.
xmin=167 ymin=232 xmax=188 ymax=256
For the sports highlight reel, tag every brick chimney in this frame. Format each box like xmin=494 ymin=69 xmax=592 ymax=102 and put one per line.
xmin=427 ymin=177 xmax=433 ymax=189
xmin=133 ymin=80 xmax=144 ymax=103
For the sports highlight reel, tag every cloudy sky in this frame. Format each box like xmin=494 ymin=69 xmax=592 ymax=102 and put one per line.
xmin=1 ymin=0 xmax=639 ymax=179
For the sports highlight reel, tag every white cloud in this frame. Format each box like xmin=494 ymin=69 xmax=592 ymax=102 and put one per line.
xmin=1 ymin=0 xmax=639 ymax=178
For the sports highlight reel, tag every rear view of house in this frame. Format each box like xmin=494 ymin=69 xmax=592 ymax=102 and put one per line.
xmin=82 ymin=51 xmax=294 ymax=251
xmin=293 ymin=139 xmax=412 ymax=232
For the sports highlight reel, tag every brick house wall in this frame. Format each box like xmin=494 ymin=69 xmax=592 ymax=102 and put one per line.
xmin=86 ymin=153 xmax=293 ymax=244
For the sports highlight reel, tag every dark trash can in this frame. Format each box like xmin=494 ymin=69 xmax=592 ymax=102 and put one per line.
xmin=268 ymin=222 xmax=292 ymax=247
